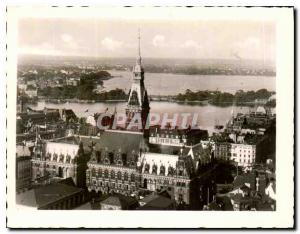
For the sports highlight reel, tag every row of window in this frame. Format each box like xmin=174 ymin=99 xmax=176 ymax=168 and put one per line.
xmin=232 ymin=153 xmax=254 ymax=158
xmin=150 ymin=138 xmax=181 ymax=145
xmin=151 ymin=134 xmax=181 ymax=139
xmin=238 ymin=159 xmax=253 ymax=163
xmin=89 ymin=168 xmax=136 ymax=181
xmin=45 ymin=153 xmax=74 ymax=164
xmin=89 ymin=180 xmax=136 ymax=191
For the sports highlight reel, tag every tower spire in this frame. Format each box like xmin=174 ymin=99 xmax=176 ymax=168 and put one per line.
xmin=137 ymin=28 xmax=141 ymax=65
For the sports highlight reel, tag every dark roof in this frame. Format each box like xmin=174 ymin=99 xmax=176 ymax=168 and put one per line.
xmin=18 ymin=111 xmax=60 ymax=123
xmin=138 ymin=195 xmax=174 ymax=210
xmin=233 ymin=172 xmax=256 ymax=190
xmin=216 ymin=196 xmax=234 ymax=211
xmin=35 ymin=183 xmax=82 ymax=208
xmin=17 ymin=182 xmax=83 ymax=209
xmin=100 ymin=194 xmax=138 ymax=209
xmin=58 ymin=177 xmax=76 ymax=187
xmin=207 ymin=201 xmax=222 ymax=210
xmin=63 ymin=109 xmax=77 ymax=118
xmin=80 ymin=130 xmax=145 ymax=155
xmin=148 ymin=144 xmax=182 ymax=155
xmin=51 ymin=136 xmax=81 ymax=145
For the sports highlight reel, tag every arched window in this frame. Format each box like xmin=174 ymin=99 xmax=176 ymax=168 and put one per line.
xmin=178 ymin=166 xmax=184 ymax=176
xmin=168 ymin=166 xmax=174 ymax=176
xmin=45 ymin=153 xmax=51 ymax=161
xmin=124 ymin=172 xmax=128 ymax=181
xmin=104 ymin=169 xmax=109 ymax=178
xmin=144 ymin=164 xmax=150 ymax=173
xmin=152 ymin=165 xmax=157 ymax=175
xmin=111 ymin=170 xmax=115 ymax=179
xmin=109 ymin=152 xmax=114 ymax=164
xmin=97 ymin=168 xmax=102 ymax=177
xmin=59 ymin=154 xmax=64 ymax=163
xmin=104 ymin=158 xmax=110 ymax=165
xmin=130 ymin=173 xmax=135 ymax=182
xmin=52 ymin=153 xmax=58 ymax=162
xmin=117 ymin=159 xmax=122 ymax=165
xmin=65 ymin=155 xmax=71 ymax=164
xmin=117 ymin=171 xmax=122 ymax=180
xmin=91 ymin=168 xmax=96 ymax=177
xmin=160 ymin=165 xmax=165 ymax=175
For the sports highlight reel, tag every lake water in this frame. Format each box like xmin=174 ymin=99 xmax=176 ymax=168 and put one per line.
xmin=30 ymin=71 xmax=275 ymax=135
xmin=103 ymin=70 xmax=276 ymax=95
xmin=31 ymin=101 xmax=254 ymax=135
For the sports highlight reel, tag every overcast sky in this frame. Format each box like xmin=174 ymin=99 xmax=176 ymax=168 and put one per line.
xmin=18 ymin=18 xmax=275 ymax=61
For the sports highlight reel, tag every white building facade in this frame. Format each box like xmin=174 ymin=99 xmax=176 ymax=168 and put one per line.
xmin=230 ymin=143 xmax=256 ymax=167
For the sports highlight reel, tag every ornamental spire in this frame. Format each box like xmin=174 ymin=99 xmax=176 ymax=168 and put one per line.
xmin=137 ymin=28 xmax=142 ymax=65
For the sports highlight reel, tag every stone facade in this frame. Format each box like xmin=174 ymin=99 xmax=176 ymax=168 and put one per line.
xmin=31 ymin=137 xmax=85 ymax=186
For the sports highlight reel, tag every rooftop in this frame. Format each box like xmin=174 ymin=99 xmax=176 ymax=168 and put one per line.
xmin=51 ymin=136 xmax=81 ymax=145
xmin=16 ymin=145 xmax=31 ymax=158
xmin=80 ymin=130 xmax=145 ymax=156
xmin=16 ymin=179 xmax=83 ymax=209
xmin=138 ymin=194 xmax=174 ymax=210
xmin=100 ymin=194 xmax=138 ymax=209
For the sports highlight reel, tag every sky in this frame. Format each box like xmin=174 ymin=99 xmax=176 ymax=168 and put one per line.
xmin=18 ymin=17 xmax=276 ymax=61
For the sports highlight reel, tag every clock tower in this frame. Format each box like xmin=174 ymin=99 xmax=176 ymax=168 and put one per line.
xmin=125 ymin=30 xmax=150 ymax=131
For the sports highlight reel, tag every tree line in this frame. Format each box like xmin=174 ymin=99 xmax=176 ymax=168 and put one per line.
xmin=176 ymin=89 xmax=276 ymax=106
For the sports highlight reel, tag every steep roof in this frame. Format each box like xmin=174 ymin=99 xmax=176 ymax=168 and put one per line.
xmin=80 ymin=130 xmax=145 ymax=155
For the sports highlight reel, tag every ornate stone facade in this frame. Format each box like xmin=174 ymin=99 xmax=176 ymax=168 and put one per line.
xmin=31 ymin=136 xmax=84 ymax=186
xmin=139 ymin=152 xmax=194 ymax=204
xmin=84 ymin=130 xmax=144 ymax=196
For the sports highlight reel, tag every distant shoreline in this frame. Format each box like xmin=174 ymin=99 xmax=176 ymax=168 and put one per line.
xmin=36 ymin=97 xmax=270 ymax=107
